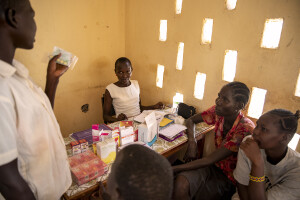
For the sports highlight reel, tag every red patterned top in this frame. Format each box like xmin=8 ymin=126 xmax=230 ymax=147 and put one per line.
xmin=201 ymin=105 xmax=255 ymax=184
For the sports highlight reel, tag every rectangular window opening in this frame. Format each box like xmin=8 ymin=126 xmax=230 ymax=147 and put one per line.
xmin=156 ymin=64 xmax=165 ymax=88
xmin=295 ymin=70 xmax=300 ymax=97
xmin=176 ymin=42 xmax=184 ymax=70
xmin=194 ymin=72 xmax=206 ymax=100
xmin=226 ymin=0 xmax=237 ymax=10
xmin=288 ymin=133 xmax=300 ymax=151
xmin=247 ymin=87 xmax=267 ymax=119
xmin=159 ymin=20 xmax=168 ymax=42
xmin=175 ymin=0 xmax=183 ymax=14
xmin=222 ymin=50 xmax=237 ymax=82
xmin=261 ymin=18 xmax=283 ymax=49
xmin=173 ymin=92 xmax=183 ymax=108
xmin=201 ymin=18 xmax=213 ymax=44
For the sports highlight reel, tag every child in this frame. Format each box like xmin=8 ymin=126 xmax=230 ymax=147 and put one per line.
xmin=172 ymin=82 xmax=255 ymax=200
xmin=103 ymin=57 xmax=163 ymax=123
xmin=0 ymin=0 xmax=71 ymax=199
xmin=105 ymin=144 xmax=173 ymax=200
xmin=233 ymin=109 xmax=300 ymax=200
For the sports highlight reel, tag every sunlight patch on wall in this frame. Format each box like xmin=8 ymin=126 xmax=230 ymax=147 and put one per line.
xmin=201 ymin=18 xmax=213 ymax=44
xmin=176 ymin=42 xmax=184 ymax=70
xmin=156 ymin=64 xmax=165 ymax=88
xmin=175 ymin=0 xmax=183 ymax=14
xmin=159 ymin=20 xmax=168 ymax=41
xmin=194 ymin=72 xmax=206 ymax=100
xmin=261 ymin=18 xmax=283 ymax=49
xmin=288 ymin=134 xmax=300 ymax=151
xmin=226 ymin=0 xmax=237 ymax=10
xmin=247 ymin=87 xmax=267 ymax=119
xmin=222 ymin=50 xmax=237 ymax=82
xmin=295 ymin=70 xmax=300 ymax=97
xmin=173 ymin=93 xmax=183 ymax=108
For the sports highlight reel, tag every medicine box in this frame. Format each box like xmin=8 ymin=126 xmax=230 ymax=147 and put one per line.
xmin=96 ymin=138 xmax=117 ymax=164
xmin=120 ymin=126 xmax=135 ymax=146
xmin=79 ymin=139 xmax=89 ymax=152
xmin=70 ymin=141 xmax=81 ymax=155
xmin=69 ymin=150 xmax=107 ymax=185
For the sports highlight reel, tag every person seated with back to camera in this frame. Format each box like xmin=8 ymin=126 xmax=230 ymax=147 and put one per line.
xmin=103 ymin=57 xmax=163 ymax=123
xmin=172 ymin=81 xmax=255 ymax=200
xmin=101 ymin=144 xmax=173 ymax=200
xmin=232 ymin=109 xmax=300 ymax=200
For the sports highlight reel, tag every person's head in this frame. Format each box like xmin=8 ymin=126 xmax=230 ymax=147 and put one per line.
xmin=215 ymin=81 xmax=250 ymax=117
xmin=253 ymin=109 xmax=300 ymax=150
xmin=106 ymin=144 xmax=173 ymax=200
xmin=114 ymin=57 xmax=132 ymax=86
xmin=0 ymin=0 xmax=36 ymax=50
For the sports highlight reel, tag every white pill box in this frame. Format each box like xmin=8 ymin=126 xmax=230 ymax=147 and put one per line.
xmin=49 ymin=46 xmax=78 ymax=70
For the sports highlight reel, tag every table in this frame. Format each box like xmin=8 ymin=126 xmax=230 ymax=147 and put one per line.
xmin=63 ymin=121 xmax=214 ymax=200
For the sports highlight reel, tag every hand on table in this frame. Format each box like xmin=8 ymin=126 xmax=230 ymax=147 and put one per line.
xmin=153 ymin=102 xmax=164 ymax=109
xmin=117 ymin=113 xmax=128 ymax=121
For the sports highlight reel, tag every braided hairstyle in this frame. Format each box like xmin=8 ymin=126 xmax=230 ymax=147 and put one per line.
xmin=267 ymin=109 xmax=300 ymax=137
xmin=224 ymin=81 xmax=250 ymax=109
xmin=114 ymin=57 xmax=132 ymax=71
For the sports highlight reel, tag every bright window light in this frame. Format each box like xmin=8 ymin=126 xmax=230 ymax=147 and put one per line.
xmin=226 ymin=0 xmax=237 ymax=10
xmin=156 ymin=64 xmax=165 ymax=88
xmin=194 ymin=72 xmax=206 ymax=100
xmin=295 ymin=70 xmax=300 ymax=97
xmin=223 ymin=50 xmax=237 ymax=82
xmin=201 ymin=18 xmax=213 ymax=44
xmin=288 ymin=134 xmax=300 ymax=151
xmin=176 ymin=42 xmax=184 ymax=70
xmin=159 ymin=20 xmax=167 ymax=41
xmin=261 ymin=18 xmax=283 ymax=49
xmin=173 ymin=93 xmax=183 ymax=108
xmin=247 ymin=87 xmax=267 ymax=119
xmin=176 ymin=0 xmax=183 ymax=14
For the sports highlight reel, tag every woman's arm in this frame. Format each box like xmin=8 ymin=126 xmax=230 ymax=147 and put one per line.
xmin=103 ymin=89 xmax=127 ymax=123
xmin=236 ymin=182 xmax=249 ymax=200
xmin=173 ymin=146 xmax=233 ymax=173
xmin=139 ymin=99 xmax=164 ymax=111
xmin=240 ymin=138 xmax=266 ymax=200
xmin=184 ymin=114 xmax=204 ymax=161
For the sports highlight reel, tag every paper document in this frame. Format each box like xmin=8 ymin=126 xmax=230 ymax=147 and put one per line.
xmin=134 ymin=110 xmax=165 ymax=123
xmin=145 ymin=112 xmax=158 ymax=143
xmin=158 ymin=124 xmax=187 ymax=138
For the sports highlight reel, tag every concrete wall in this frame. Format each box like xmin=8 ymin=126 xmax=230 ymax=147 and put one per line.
xmin=15 ymin=0 xmax=125 ymax=136
xmin=125 ymin=0 xmax=300 ymax=135
xmin=14 ymin=0 xmax=300 ymax=149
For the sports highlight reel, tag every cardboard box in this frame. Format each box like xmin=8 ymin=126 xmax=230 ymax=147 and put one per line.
xmin=96 ymin=138 xmax=117 ymax=164
xmin=70 ymin=141 xmax=81 ymax=155
xmin=79 ymin=139 xmax=89 ymax=152
xmin=69 ymin=150 xmax=107 ymax=185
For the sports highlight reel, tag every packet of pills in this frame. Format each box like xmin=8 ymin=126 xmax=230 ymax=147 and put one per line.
xmin=49 ymin=46 xmax=78 ymax=70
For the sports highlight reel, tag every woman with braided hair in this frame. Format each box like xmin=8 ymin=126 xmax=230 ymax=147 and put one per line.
xmin=173 ymin=82 xmax=255 ymax=200
xmin=233 ymin=109 xmax=300 ymax=200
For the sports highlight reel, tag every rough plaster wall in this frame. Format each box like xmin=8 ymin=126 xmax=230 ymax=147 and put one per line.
xmin=125 ymin=0 xmax=300 ymax=135
xmin=15 ymin=0 xmax=125 ymax=137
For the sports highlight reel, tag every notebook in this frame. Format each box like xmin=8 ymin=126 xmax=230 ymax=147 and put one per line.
xmin=158 ymin=124 xmax=187 ymax=140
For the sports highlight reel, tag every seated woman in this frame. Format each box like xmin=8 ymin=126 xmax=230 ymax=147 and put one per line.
xmin=103 ymin=57 xmax=163 ymax=123
xmin=233 ymin=109 xmax=300 ymax=200
xmin=172 ymin=81 xmax=255 ymax=200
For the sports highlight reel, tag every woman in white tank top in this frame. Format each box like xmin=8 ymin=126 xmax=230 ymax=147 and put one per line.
xmin=103 ymin=57 xmax=164 ymax=123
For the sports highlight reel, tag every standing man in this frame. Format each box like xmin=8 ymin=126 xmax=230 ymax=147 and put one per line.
xmin=0 ymin=0 xmax=71 ymax=199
